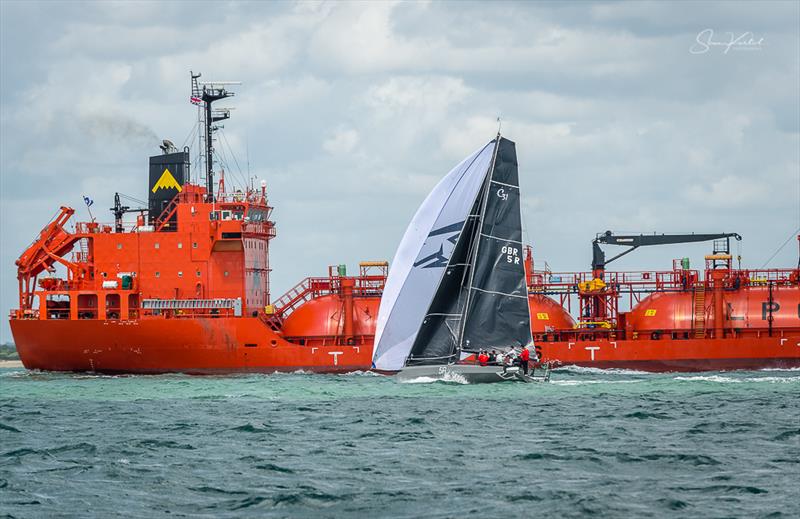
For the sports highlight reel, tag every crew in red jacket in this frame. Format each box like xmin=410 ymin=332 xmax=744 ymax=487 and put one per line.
xmin=519 ymin=346 xmax=531 ymax=375
xmin=478 ymin=351 xmax=489 ymax=366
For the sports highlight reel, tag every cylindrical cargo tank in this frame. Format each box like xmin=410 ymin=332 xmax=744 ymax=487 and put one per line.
xmin=529 ymin=294 xmax=575 ymax=332
xmin=281 ymin=294 xmax=380 ymax=338
xmin=627 ymin=285 xmax=800 ymax=332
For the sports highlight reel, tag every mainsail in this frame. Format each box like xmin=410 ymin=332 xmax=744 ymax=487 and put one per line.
xmin=459 ymin=137 xmax=532 ymax=353
xmin=372 ymin=141 xmax=496 ymax=371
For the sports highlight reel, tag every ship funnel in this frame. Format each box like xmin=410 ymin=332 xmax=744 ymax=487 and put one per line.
xmin=148 ymin=147 xmax=189 ymax=226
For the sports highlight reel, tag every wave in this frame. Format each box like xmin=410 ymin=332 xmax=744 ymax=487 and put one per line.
xmin=399 ymin=372 xmax=469 ymax=385
xmin=551 ymin=379 xmax=642 ymax=386
xmin=555 ymin=365 xmax=654 ymax=376
xmin=339 ymin=370 xmax=383 ymax=377
xmin=673 ymin=375 xmax=799 ymax=384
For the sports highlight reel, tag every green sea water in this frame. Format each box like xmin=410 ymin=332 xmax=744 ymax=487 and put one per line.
xmin=1 ymin=367 xmax=798 ymax=518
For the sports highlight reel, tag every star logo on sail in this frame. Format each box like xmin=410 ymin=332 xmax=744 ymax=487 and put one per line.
xmin=152 ymin=168 xmax=182 ymax=193
xmin=413 ymin=221 xmax=463 ymax=269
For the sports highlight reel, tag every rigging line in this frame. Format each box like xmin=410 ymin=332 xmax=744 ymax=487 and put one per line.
xmin=760 ymin=226 xmax=800 ymax=269
xmin=181 ymin=120 xmax=200 ymax=149
xmin=219 ymin=129 xmax=244 ymax=176
xmin=214 ymin=150 xmax=235 ymax=182
xmin=214 ymin=138 xmax=235 ymax=190
xmin=219 ymin=129 xmax=248 ymax=190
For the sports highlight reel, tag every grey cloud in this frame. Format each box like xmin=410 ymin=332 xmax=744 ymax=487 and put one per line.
xmin=0 ymin=0 xmax=798 ymax=343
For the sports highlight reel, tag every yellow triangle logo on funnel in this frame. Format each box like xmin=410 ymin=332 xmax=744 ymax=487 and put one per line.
xmin=152 ymin=168 xmax=182 ymax=193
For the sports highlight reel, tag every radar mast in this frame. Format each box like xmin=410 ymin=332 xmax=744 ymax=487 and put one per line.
xmin=190 ymin=72 xmax=240 ymax=202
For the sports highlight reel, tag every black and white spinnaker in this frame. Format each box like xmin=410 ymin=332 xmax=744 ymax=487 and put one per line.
xmin=372 ymin=135 xmax=549 ymax=383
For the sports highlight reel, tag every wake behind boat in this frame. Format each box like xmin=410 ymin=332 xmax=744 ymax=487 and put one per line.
xmin=373 ymin=135 xmax=549 ymax=383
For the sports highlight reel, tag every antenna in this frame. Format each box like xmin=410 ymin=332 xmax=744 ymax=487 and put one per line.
xmin=496 ymin=115 xmax=502 ymax=137
xmin=189 ymin=71 xmax=240 ymax=202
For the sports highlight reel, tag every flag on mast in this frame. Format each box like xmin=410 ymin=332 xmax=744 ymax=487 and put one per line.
xmin=83 ymin=195 xmax=95 ymax=222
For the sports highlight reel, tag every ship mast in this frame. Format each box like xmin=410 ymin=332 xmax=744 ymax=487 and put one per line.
xmin=190 ymin=72 xmax=239 ymax=202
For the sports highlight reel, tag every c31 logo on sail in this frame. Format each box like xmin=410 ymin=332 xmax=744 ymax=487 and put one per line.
xmin=496 ymin=188 xmax=508 ymax=201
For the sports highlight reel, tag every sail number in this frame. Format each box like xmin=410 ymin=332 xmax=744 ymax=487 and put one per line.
xmin=501 ymin=245 xmax=520 ymax=265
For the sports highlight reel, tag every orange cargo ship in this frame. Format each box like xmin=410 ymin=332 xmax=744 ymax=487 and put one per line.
xmin=10 ymin=74 xmax=385 ymax=374
xmin=9 ymin=74 xmax=800 ymax=373
xmin=525 ymin=235 xmax=800 ymax=371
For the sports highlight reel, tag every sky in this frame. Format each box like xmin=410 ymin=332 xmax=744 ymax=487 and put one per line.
xmin=0 ymin=0 xmax=798 ymax=343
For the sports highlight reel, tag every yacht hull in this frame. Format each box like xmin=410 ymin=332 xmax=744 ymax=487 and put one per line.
xmin=396 ymin=363 xmax=549 ymax=383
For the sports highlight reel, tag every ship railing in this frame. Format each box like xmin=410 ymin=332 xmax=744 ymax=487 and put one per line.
xmin=242 ymin=222 xmax=277 ymax=238
xmin=141 ymin=298 xmax=243 ymax=317
xmin=216 ymin=192 xmax=268 ymax=205
xmin=529 ymin=269 xmax=703 ymax=294
xmin=74 ymin=221 xmax=143 ymax=234
xmin=270 ymin=274 xmax=387 ymax=322
xmin=732 ymin=268 xmax=798 ymax=286
xmin=271 ymin=278 xmax=314 ymax=319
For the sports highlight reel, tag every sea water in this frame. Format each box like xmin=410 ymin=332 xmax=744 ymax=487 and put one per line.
xmin=1 ymin=367 xmax=798 ymax=518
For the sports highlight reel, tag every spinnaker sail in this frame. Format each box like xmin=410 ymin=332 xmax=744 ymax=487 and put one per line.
xmin=372 ymin=141 xmax=496 ymax=371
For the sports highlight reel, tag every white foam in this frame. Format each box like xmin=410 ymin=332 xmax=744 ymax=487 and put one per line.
xmin=340 ymin=370 xmax=383 ymax=377
xmin=556 ymin=365 xmax=654 ymax=376
xmin=399 ymin=371 xmax=469 ymax=385
xmin=551 ymin=379 xmax=642 ymax=386
xmin=674 ymin=375 xmax=799 ymax=384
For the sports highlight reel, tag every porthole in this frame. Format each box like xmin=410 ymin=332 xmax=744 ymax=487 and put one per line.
xmin=178 ymin=271 xmax=183 ymax=277
xmin=155 ymin=272 xmax=160 ymax=278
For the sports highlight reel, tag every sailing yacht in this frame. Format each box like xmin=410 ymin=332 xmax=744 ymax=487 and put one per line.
xmin=372 ymin=135 xmax=549 ymax=383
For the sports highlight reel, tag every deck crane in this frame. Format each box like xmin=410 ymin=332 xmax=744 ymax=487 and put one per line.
xmin=591 ymin=231 xmax=742 ymax=278
xmin=110 ymin=192 xmax=148 ymax=233
xmin=578 ymin=231 xmax=742 ymax=329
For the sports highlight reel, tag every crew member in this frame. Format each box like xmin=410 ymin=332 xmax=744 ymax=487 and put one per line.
xmin=519 ymin=346 xmax=531 ymax=375
xmin=478 ymin=350 xmax=489 ymax=366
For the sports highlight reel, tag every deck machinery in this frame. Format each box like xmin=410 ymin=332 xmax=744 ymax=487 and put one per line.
xmin=526 ymin=233 xmax=800 ymax=371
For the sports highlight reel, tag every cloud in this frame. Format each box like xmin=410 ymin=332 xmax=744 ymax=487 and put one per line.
xmin=685 ymin=175 xmax=771 ymax=208
xmin=0 ymin=1 xmax=798 ymax=343
xmin=323 ymin=126 xmax=359 ymax=154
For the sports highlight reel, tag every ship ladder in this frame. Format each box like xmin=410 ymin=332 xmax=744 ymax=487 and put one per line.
xmin=693 ymin=285 xmax=706 ymax=339
xmin=78 ymin=238 xmax=89 ymax=262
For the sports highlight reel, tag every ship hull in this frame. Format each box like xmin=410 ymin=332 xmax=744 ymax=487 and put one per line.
xmin=540 ymin=336 xmax=800 ymax=372
xmin=10 ymin=317 xmax=373 ymax=374
xmin=396 ymin=364 xmax=546 ymax=383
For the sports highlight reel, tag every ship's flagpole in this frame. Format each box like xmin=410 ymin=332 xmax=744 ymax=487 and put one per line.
xmin=83 ymin=195 xmax=96 ymax=222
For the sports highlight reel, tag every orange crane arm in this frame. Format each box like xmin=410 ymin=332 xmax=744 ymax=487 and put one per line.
xmin=15 ymin=206 xmax=79 ymax=279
